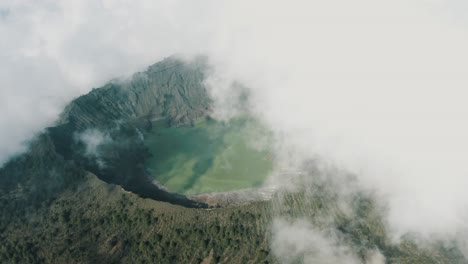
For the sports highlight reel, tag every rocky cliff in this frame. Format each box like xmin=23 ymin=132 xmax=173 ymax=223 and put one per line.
xmin=59 ymin=56 xmax=211 ymax=130
xmin=1 ymin=56 xmax=466 ymax=264
xmin=1 ymin=56 xmax=213 ymax=209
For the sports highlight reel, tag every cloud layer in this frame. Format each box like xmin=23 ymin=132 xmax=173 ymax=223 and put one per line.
xmin=2 ymin=0 xmax=468 ymax=248
xmin=204 ymin=0 xmax=468 ymax=238
xmin=0 ymin=0 xmax=216 ymax=163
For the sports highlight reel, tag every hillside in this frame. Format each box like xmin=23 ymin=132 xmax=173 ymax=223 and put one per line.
xmin=0 ymin=57 xmax=466 ymax=263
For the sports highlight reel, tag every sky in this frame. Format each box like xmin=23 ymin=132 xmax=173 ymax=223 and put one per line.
xmin=2 ymin=0 xmax=468 ymax=251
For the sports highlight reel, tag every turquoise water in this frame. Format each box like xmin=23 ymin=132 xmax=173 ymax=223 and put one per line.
xmin=144 ymin=117 xmax=272 ymax=195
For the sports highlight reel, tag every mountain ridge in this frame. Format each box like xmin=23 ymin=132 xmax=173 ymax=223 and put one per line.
xmin=0 ymin=56 xmax=466 ymax=263
xmin=1 ymin=56 xmax=214 ymax=209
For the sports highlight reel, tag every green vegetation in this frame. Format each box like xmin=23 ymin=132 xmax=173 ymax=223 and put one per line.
xmin=144 ymin=117 xmax=273 ymax=194
xmin=0 ymin=56 xmax=466 ymax=263
xmin=0 ymin=175 xmax=272 ymax=264
xmin=1 ymin=173 xmax=464 ymax=264
xmin=270 ymin=179 xmax=466 ymax=264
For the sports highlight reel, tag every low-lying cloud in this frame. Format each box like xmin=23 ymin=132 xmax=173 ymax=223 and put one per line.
xmin=75 ymin=129 xmax=111 ymax=168
xmin=0 ymin=0 xmax=215 ymax=164
xmin=272 ymin=218 xmax=363 ymax=264
xmin=203 ymin=0 xmax=468 ymax=239
xmin=2 ymin=0 xmax=468 ymax=259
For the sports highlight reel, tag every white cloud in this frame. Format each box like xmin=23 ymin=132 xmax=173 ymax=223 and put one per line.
xmin=77 ymin=129 xmax=109 ymax=156
xmin=202 ymin=0 xmax=468 ymax=239
xmin=271 ymin=218 xmax=361 ymax=264
xmin=0 ymin=0 xmax=217 ymax=164
xmin=366 ymin=250 xmax=386 ymax=264
xmin=76 ymin=129 xmax=110 ymax=168
xmin=2 ymin=0 xmax=468 ymax=255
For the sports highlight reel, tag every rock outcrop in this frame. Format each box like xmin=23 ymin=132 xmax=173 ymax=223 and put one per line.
xmin=58 ymin=56 xmax=211 ymax=130
xmin=1 ymin=56 xmax=213 ymax=208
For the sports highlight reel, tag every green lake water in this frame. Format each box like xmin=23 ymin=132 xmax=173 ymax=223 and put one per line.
xmin=143 ymin=117 xmax=273 ymax=195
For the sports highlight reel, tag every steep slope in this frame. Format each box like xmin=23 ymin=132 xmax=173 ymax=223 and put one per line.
xmin=58 ymin=56 xmax=211 ymax=130
xmin=1 ymin=172 xmax=463 ymax=263
xmin=0 ymin=56 xmax=466 ymax=263
xmin=32 ymin=56 xmax=212 ymax=207
xmin=0 ymin=174 xmax=272 ymax=263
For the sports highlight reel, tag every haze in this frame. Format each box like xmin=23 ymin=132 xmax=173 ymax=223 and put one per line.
xmin=2 ymin=0 xmax=468 ymax=247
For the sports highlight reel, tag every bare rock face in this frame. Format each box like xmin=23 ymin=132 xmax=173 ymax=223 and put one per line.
xmin=1 ymin=56 xmax=213 ymax=208
xmin=189 ymin=187 xmax=276 ymax=207
xmin=58 ymin=56 xmax=211 ymax=130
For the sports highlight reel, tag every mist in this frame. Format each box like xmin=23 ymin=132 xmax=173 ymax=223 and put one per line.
xmin=205 ymin=0 xmax=468 ymax=239
xmin=76 ymin=129 xmax=111 ymax=168
xmin=271 ymin=218 xmax=362 ymax=264
xmin=0 ymin=0 xmax=215 ymax=164
xmin=2 ymin=0 xmax=468 ymax=257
